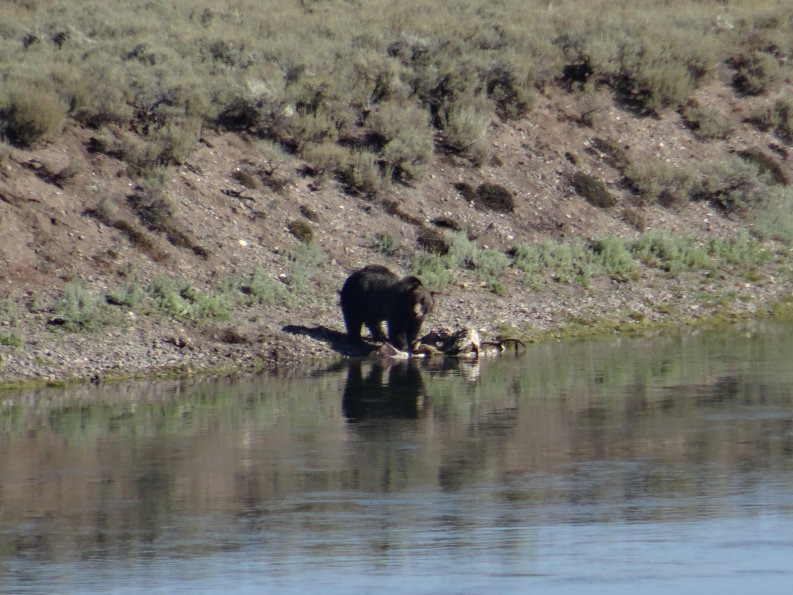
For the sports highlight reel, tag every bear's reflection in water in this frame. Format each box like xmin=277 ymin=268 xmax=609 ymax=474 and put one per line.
xmin=342 ymin=360 xmax=426 ymax=421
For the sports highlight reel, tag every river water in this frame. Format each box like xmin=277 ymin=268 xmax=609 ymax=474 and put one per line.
xmin=2 ymin=323 xmax=793 ymax=593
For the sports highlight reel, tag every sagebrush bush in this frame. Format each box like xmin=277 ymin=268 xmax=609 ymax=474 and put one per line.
xmin=473 ymin=183 xmax=515 ymax=212
xmin=706 ymin=232 xmax=768 ymax=269
xmin=106 ymin=279 xmax=146 ymax=310
xmin=412 ymin=252 xmax=456 ymax=288
xmin=150 ymin=277 xmax=232 ymax=322
xmin=244 ymin=268 xmax=288 ymax=305
xmin=736 ymin=149 xmax=789 ymax=186
xmin=679 ymin=103 xmax=736 ymax=140
xmin=628 ymin=56 xmax=696 ymax=113
xmin=749 ymin=186 xmax=793 ymax=245
xmin=590 ymin=137 xmax=628 ymax=170
xmin=591 ymin=236 xmax=637 ymax=281
xmin=631 ymin=232 xmax=709 ymax=273
xmin=438 ymin=98 xmax=492 ymax=163
xmin=624 ymin=159 xmax=694 ymax=206
xmin=299 ymin=141 xmax=350 ymax=177
xmin=288 ymin=219 xmax=314 ymax=243
xmin=690 ymin=157 xmax=765 ymax=212
xmin=732 ymin=51 xmax=782 ymax=96
xmin=286 ymin=242 xmax=326 ymax=292
xmin=50 ymin=281 xmax=107 ymax=330
xmin=0 ymin=333 xmax=22 ymax=350
xmin=373 ymin=232 xmax=400 ymax=256
xmin=753 ymin=97 xmax=793 ymax=144
xmin=1 ymin=87 xmax=64 ymax=147
xmin=570 ymin=172 xmax=616 ymax=208
xmin=339 ymin=150 xmax=383 ymax=196
xmin=367 ymin=100 xmax=434 ymax=182
xmin=513 ymin=238 xmax=596 ymax=286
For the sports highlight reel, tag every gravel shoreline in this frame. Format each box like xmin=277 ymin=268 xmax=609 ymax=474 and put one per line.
xmin=2 ymin=261 xmax=789 ymax=391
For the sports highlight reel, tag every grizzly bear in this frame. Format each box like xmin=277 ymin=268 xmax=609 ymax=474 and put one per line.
xmin=340 ymin=264 xmax=434 ymax=351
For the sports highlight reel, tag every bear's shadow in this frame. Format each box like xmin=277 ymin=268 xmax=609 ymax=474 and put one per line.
xmin=282 ymin=324 xmax=376 ymax=357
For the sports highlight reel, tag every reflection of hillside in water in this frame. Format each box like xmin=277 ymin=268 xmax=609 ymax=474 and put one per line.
xmin=1 ymin=323 xmax=793 ymax=563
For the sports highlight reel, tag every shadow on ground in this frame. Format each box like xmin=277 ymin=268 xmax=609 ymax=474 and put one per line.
xmin=282 ymin=324 xmax=375 ymax=357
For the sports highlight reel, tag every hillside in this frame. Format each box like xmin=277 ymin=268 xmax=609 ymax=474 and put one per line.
xmin=1 ymin=0 xmax=793 ymax=387
xmin=2 ymin=77 xmax=793 ymax=387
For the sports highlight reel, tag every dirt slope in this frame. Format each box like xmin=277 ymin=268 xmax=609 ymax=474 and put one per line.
xmin=1 ymin=81 xmax=791 ymax=387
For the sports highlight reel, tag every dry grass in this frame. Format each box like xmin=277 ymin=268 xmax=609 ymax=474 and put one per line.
xmin=1 ymin=0 xmax=791 ymax=187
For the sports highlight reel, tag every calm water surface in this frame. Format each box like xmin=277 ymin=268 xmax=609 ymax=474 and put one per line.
xmin=2 ymin=324 xmax=793 ymax=593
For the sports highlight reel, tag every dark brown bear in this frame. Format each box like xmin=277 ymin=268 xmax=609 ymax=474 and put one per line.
xmin=340 ymin=264 xmax=434 ymax=351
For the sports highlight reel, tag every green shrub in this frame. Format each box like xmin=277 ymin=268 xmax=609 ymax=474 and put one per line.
xmin=1 ymin=87 xmax=64 ymax=147
xmin=473 ymin=183 xmax=515 ymax=213
xmin=66 ymin=63 xmax=134 ymax=128
xmin=0 ymin=334 xmax=22 ymax=350
xmin=513 ymin=238 xmax=595 ymax=286
xmin=106 ymin=280 xmax=145 ymax=310
xmin=634 ymin=59 xmax=695 ymax=112
xmin=149 ymin=278 xmax=232 ymax=322
xmin=50 ymin=281 xmax=106 ymax=330
xmin=152 ymin=117 xmax=202 ymax=166
xmin=411 ymin=252 xmax=456 ymax=288
xmin=706 ymin=232 xmax=768 ymax=269
xmin=368 ymin=100 xmax=434 ymax=183
xmin=472 ymin=248 xmax=510 ymax=292
xmin=624 ymin=159 xmax=693 ymax=206
xmin=244 ymin=268 xmax=288 ymax=305
xmin=299 ymin=141 xmax=350 ymax=177
xmin=570 ymin=172 xmax=616 ymax=208
xmin=591 ymin=236 xmax=637 ymax=280
xmin=3 ymin=0 xmax=791 ymax=183
xmin=287 ymin=242 xmax=326 ymax=292
xmin=736 ymin=149 xmax=789 ymax=186
xmin=438 ymin=98 xmax=492 ymax=163
xmin=0 ymin=298 xmax=19 ymax=327
xmin=276 ymin=110 xmax=339 ymax=152
xmin=732 ymin=51 xmax=782 ymax=95
xmin=749 ymin=186 xmax=793 ymax=245
xmin=679 ymin=103 xmax=736 ymax=141
xmin=373 ymin=232 xmax=399 ymax=255
xmin=750 ymin=98 xmax=793 ymax=144
xmin=617 ymin=49 xmax=696 ymax=113
xmin=340 ymin=150 xmax=383 ymax=196
xmin=416 ymin=227 xmax=450 ymax=254
xmin=445 ymin=231 xmax=479 ymax=268
xmin=690 ymin=157 xmax=764 ymax=212
xmin=288 ymin=219 xmax=314 ymax=243
xmin=631 ymin=232 xmax=709 ymax=274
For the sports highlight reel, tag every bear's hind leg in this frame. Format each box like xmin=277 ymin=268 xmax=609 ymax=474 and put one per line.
xmin=365 ymin=320 xmax=388 ymax=343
